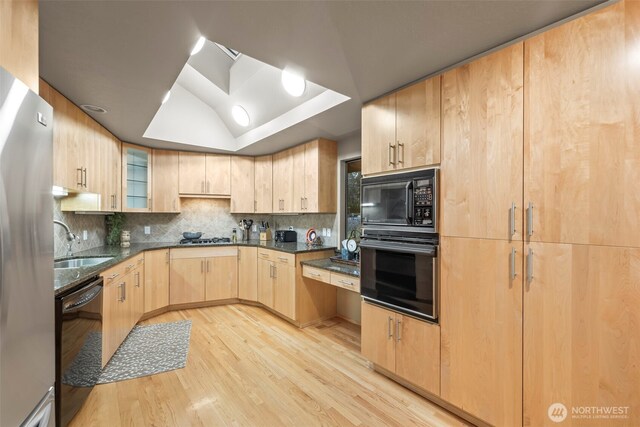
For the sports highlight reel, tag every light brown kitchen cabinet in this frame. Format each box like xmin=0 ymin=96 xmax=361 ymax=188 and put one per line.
xmin=525 ymin=1 xmax=640 ymax=248
xmin=97 ymin=127 xmax=121 ymax=212
xmin=238 ymin=247 xmax=258 ymax=301
xmin=441 ymin=43 xmax=524 ymax=241
xmin=274 ymin=139 xmax=337 ymax=213
xmin=254 ymin=155 xmax=273 ymax=213
xmin=122 ymin=143 xmax=152 ymax=212
xmin=257 ymin=257 xmax=275 ymax=308
xmin=144 ymin=249 xmax=170 ymax=313
xmin=362 ymin=76 xmax=441 ymax=176
xmin=179 ymin=152 xmax=231 ymax=196
xmin=152 ymin=149 xmax=180 ymax=213
xmin=523 ymin=242 xmax=640 ymax=426
xmin=273 ymin=261 xmax=296 ymax=320
xmin=440 ymin=236 xmax=522 ymax=427
xmin=230 ymin=156 xmax=255 ymax=213
xmin=361 ymin=301 xmax=440 ymax=396
xmin=169 ymin=257 xmax=205 ymax=305
xmin=205 ymin=256 xmax=238 ymax=301
xmin=272 ymin=149 xmax=294 ymax=212
xmin=1 ymin=0 xmax=39 ymax=93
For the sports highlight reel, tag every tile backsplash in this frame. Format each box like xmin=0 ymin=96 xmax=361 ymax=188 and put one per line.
xmin=53 ymin=197 xmax=338 ymax=257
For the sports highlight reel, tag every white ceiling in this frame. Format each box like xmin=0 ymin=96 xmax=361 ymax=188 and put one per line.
xmin=39 ymin=0 xmax=608 ymax=155
xmin=143 ymin=40 xmax=349 ymax=151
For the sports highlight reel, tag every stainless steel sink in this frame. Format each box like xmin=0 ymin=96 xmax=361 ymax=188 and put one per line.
xmin=54 ymin=257 xmax=113 ymax=269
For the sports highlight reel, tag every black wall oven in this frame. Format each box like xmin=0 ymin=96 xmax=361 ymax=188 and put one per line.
xmin=360 ymin=234 xmax=439 ymax=322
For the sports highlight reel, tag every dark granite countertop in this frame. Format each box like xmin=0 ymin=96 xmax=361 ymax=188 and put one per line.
xmin=300 ymin=258 xmax=360 ymax=278
xmin=54 ymin=240 xmax=335 ymax=296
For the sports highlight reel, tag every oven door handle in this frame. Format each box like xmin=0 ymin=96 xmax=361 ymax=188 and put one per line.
xmin=405 ymin=181 xmax=413 ymax=225
xmin=360 ymin=240 xmax=437 ymax=256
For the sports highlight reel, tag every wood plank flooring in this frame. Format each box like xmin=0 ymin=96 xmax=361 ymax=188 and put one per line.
xmin=70 ymin=304 xmax=469 ymax=427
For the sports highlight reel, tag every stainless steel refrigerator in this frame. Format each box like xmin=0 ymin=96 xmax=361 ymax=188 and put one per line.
xmin=0 ymin=67 xmax=55 ymax=426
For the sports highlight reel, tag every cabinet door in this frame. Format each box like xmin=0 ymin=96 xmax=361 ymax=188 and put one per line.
xmin=524 ymin=242 xmax=640 ymax=426
xmin=254 ymin=155 xmax=272 ymax=213
xmin=272 ymin=150 xmax=293 ymax=212
xmin=67 ymin=101 xmax=87 ymax=191
xmin=82 ymin=115 xmax=100 ymax=194
xmin=238 ymin=247 xmax=258 ymax=301
xmin=144 ymin=249 xmax=170 ymax=313
xmin=230 ymin=156 xmax=255 ymax=213
xmin=257 ymin=258 xmax=274 ymax=308
xmin=205 ymin=256 xmax=238 ymax=301
xmin=170 ymin=258 xmax=205 ymax=304
xmin=273 ymin=264 xmax=296 ymax=320
xmin=1 ymin=0 xmax=39 ymax=92
xmin=395 ymin=316 xmax=440 ymax=396
xmin=307 ymin=138 xmax=337 ymax=213
xmin=361 ymin=302 xmax=396 ymax=373
xmin=99 ymin=129 xmax=121 ymax=212
xmin=396 ymin=76 xmax=441 ymax=169
xmin=525 ymin=2 xmax=640 ymax=247
xmin=102 ymin=275 xmax=127 ymax=366
xmin=440 ymin=237 xmax=522 ymax=427
xmin=291 ymin=145 xmax=306 ymax=212
xmin=205 ymin=154 xmax=231 ymax=195
xmin=131 ymin=267 xmax=144 ymax=325
xmin=152 ymin=149 xmax=180 ymax=212
xmin=122 ymin=144 xmax=152 ymax=212
xmin=179 ymin=152 xmax=206 ymax=194
xmin=362 ymin=93 xmax=396 ymax=176
xmin=441 ymin=43 xmax=524 ymax=241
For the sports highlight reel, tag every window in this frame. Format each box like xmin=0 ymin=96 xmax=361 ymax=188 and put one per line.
xmin=344 ymin=159 xmax=362 ymax=239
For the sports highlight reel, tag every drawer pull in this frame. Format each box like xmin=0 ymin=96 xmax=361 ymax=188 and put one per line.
xmin=278 ymin=257 xmax=288 ymax=262
xmin=310 ymin=272 xmax=321 ymax=277
xmin=338 ymin=280 xmax=353 ymax=286
xmin=107 ymin=273 xmax=119 ymax=280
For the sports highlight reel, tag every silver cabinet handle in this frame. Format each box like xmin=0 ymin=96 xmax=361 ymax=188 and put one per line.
xmin=301 ymin=197 xmax=304 ymax=210
xmin=397 ymin=142 xmax=404 ymax=164
xmin=388 ymin=316 xmax=394 ymax=339
xmin=510 ymin=202 xmax=516 ymax=238
xmin=117 ymin=283 xmax=124 ymax=301
xmin=338 ymin=279 xmax=353 ymax=286
xmin=206 ymin=260 xmax=210 ymax=273
xmin=273 ymin=265 xmax=277 ymax=279
xmin=82 ymin=167 xmax=87 ymax=188
xmin=388 ymin=143 xmax=396 ymax=166
xmin=309 ymin=272 xmax=320 ymax=277
xmin=135 ymin=272 xmax=141 ymax=288
xmin=166 ymin=251 xmax=170 ymax=264
xmin=396 ymin=319 xmax=402 ymax=341
xmin=76 ymin=168 xmax=83 ymax=187
xmin=526 ymin=247 xmax=534 ymax=282
xmin=269 ymin=263 xmax=273 ymax=278
xmin=510 ymin=247 xmax=517 ymax=280
xmin=201 ymin=259 xmax=204 ymax=273
xmin=527 ymin=202 xmax=534 ymax=237
xmin=107 ymin=273 xmax=119 ymax=281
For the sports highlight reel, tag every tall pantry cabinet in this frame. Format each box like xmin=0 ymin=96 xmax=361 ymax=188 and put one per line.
xmin=523 ymin=2 xmax=640 ymax=425
xmin=440 ymin=43 xmax=524 ymax=427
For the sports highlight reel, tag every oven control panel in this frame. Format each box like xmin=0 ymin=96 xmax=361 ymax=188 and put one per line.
xmin=413 ymin=179 xmax=434 ymax=226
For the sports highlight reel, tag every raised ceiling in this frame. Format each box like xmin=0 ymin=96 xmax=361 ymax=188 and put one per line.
xmin=39 ymin=0 xmax=607 ymax=155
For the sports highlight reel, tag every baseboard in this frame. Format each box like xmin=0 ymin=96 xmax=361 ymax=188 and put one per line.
xmin=373 ymin=364 xmax=489 ymax=427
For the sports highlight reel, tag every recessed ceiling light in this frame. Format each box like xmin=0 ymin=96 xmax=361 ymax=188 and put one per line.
xmin=81 ymin=104 xmax=107 ymax=114
xmin=191 ymin=36 xmax=206 ymax=56
xmin=162 ymin=91 xmax=171 ymax=104
xmin=232 ymin=105 xmax=250 ymax=127
xmin=281 ymin=69 xmax=306 ymax=97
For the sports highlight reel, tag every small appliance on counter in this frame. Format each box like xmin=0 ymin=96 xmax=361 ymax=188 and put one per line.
xmin=275 ymin=229 xmax=297 ymax=243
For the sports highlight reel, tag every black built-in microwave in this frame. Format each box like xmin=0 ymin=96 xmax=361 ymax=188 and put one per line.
xmin=361 ymin=168 xmax=437 ymax=233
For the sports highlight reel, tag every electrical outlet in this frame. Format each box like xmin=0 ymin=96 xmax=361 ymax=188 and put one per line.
xmin=326 ymin=229 xmax=331 ymax=237
xmin=322 ymin=228 xmax=327 ymax=237
xmin=144 ymin=226 xmax=151 ymax=235
xmin=82 ymin=230 xmax=88 ymax=241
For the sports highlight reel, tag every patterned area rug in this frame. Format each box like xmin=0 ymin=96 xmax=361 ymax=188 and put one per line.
xmin=63 ymin=320 xmax=192 ymax=386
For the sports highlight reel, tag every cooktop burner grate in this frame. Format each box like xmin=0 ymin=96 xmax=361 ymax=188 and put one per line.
xmin=179 ymin=237 xmax=231 ymax=245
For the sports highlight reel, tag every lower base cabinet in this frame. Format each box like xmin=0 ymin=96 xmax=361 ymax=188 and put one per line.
xmin=144 ymin=249 xmax=170 ymax=313
xmin=170 ymin=257 xmax=205 ymax=304
xmin=205 ymin=256 xmax=238 ymax=301
xmin=257 ymin=257 xmax=274 ymax=308
xmin=238 ymin=247 xmax=258 ymax=301
xmin=257 ymin=249 xmax=297 ymax=320
xmin=361 ymin=301 xmax=440 ymax=396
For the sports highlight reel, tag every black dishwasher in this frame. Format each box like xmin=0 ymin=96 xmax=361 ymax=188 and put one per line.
xmin=55 ymin=276 xmax=103 ymax=427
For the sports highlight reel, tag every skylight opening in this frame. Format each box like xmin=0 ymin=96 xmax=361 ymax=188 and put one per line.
xmin=215 ymin=43 xmax=242 ymax=61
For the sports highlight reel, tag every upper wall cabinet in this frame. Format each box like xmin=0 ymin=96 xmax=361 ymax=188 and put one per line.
xmin=179 ymin=152 xmax=231 ymax=197
xmin=254 ymin=155 xmax=273 ymax=213
xmin=441 ymin=44 xmax=524 ymax=241
xmin=362 ymin=76 xmax=441 ymax=176
xmin=0 ymin=0 xmax=39 ymax=93
xmin=273 ymin=139 xmax=337 ymax=214
xmin=122 ymin=143 xmax=152 ymax=212
xmin=152 ymin=149 xmax=180 ymax=213
xmin=525 ymin=1 xmax=640 ymax=247
xmin=42 ymin=80 xmax=122 ymax=212
xmin=230 ymin=156 xmax=255 ymax=213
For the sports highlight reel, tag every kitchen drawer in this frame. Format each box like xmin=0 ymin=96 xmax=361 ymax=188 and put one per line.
xmin=171 ymin=246 xmax=237 ymax=259
xmin=123 ymin=253 xmax=144 ymax=275
xmin=330 ymin=273 xmax=360 ymax=293
xmin=101 ymin=263 xmax=126 ymax=285
xmin=257 ymin=248 xmax=274 ymax=261
xmin=303 ymin=265 xmax=331 ymax=283
xmin=273 ymin=252 xmax=295 ymax=266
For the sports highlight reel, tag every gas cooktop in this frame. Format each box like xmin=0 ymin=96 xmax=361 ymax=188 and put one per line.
xmin=178 ymin=237 xmax=231 ymax=245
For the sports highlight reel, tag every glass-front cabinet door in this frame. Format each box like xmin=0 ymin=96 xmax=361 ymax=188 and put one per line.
xmin=122 ymin=143 xmax=152 ymax=212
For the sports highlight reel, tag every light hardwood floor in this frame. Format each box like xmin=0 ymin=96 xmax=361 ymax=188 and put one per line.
xmin=70 ymin=304 xmax=469 ymax=427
